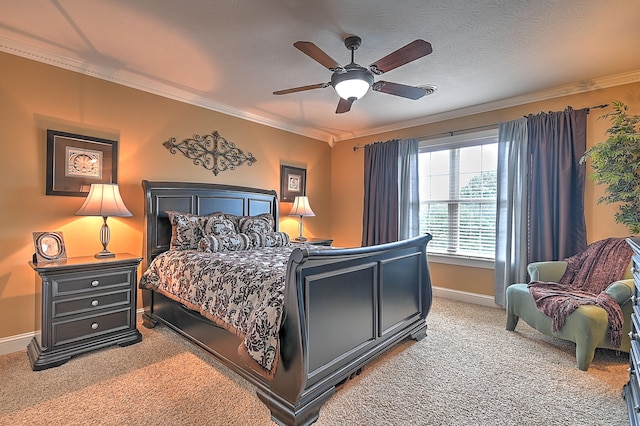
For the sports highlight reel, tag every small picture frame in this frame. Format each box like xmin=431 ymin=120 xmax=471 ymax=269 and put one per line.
xmin=32 ymin=232 xmax=67 ymax=263
xmin=46 ymin=130 xmax=118 ymax=197
xmin=280 ymin=165 xmax=306 ymax=202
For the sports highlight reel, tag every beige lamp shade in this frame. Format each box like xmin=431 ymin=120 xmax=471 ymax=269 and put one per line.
xmin=76 ymin=183 xmax=132 ymax=217
xmin=289 ymin=196 xmax=315 ymax=217
xmin=76 ymin=183 xmax=131 ymax=258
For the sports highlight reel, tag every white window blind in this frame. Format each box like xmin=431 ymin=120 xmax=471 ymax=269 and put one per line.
xmin=418 ymin=130 xmax=498 ymax=260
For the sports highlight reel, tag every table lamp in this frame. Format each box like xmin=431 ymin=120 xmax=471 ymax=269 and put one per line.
xmin=76 ymin=183 xmax=132 ymax=258
xmin=289 ymin=196 xmax=315 ymax=241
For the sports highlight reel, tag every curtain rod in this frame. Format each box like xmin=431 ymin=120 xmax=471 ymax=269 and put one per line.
xmin=352 ymin=103 xmax=609 ymax=151
xmin=522 ymin=103 xmax=608 ymax=118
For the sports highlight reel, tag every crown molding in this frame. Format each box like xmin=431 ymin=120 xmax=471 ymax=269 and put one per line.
xmin=332 ymin=69 xmax=640 ymax=142
xmin=3 ymin=36 xmax=640 ymax=145
xmin=0 ymin=37 xmax=332 ymax=143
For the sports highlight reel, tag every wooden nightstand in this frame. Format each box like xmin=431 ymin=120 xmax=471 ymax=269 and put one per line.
xmin=298 ymin=238 xmax=333 ymax=246
xmin=27 ymin=253 xmax=142 ymax=370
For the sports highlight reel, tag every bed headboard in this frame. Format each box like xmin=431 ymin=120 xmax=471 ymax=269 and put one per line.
xmin=142 ymin=180 xmax=279 ymax=265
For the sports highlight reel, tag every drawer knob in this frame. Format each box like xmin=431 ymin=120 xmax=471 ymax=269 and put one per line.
xmin=630 ymin=331 xmax=639 ymax=341
xmin=91 ymin=280 xmax=99 ymax=287
xmin=91 ymin=322 xmax=99 ymax=330
xmin=91 ymin=300 xmax=99 ymax=307
xmin=632 ymin=266 xmax=637 ymax=275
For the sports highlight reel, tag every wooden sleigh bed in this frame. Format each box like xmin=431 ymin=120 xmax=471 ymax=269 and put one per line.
xmin=139 ymin=180 xmax=433 ymax=425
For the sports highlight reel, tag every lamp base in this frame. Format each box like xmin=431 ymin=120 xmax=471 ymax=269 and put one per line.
xmin=295 ymin=215 xmax=309 ymax=242
xmin=95 ymin=216 xmax=115 ymax=259
xmin=94 ymin=250 xmax=115 ymax=259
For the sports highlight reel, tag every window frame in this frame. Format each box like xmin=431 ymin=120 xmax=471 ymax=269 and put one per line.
xmin=418 ymin=128 xmax=498 ymax=268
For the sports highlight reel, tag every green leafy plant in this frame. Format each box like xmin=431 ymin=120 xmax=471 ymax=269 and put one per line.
xmin=581 ymin=101 xmax=640 ymax=234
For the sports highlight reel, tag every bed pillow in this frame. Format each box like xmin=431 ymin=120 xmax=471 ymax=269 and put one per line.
xmin=248 ymin=231 xmax=291 ymax=248
xmin=238 ymin=213 xmax=275 ymax=235
xmin=221 ymin=213 xmax=241 ymax=232
xmin=201 ymin=214 xmax=237 ymax=237
xmin=198 ymin=233 xmax=252 ymax=252
xmin=166 ymin=211 xmax=212 ymax=250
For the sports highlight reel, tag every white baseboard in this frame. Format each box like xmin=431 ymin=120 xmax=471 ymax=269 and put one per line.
xmin=0 ymin=331 xmax=36 ymax=356
xmin=432 ymin=286 xmax=502 ymax=308
xmin=0 ymin=309 xmax=146 ymax=357
xmin=1 ymin=292 xmax=499 ymax=356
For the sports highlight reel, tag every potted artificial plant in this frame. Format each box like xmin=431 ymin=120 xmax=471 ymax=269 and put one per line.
xmin=581 ymin=101 xmax=640 ymax=234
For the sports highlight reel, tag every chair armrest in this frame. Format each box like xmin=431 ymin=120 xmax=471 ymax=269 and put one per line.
xmin=527 ymin=261 xmax=567 ymax=283
xmin=604 ymin=279 xmax=634 ymax=305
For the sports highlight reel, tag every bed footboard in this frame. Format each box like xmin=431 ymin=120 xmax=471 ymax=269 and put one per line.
xmin=261 ymin=234 xmax=433 ymax=426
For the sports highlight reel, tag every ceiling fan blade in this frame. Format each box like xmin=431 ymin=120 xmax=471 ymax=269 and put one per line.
xmin=368 ymin=40 xmax=433 ymax=75
xmin=273 ymin=82 xmax=329 ymax=95
xmin=372 ymin=81 xmax=429 ymax=100
xmin=294 ymin=41 xmax=342 ymax=71
xmin=336 ymin=97 xmax=354 ymax=114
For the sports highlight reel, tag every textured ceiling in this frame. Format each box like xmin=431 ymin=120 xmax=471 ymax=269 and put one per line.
xmin=1 ymin=0 xmax=640 ymax=143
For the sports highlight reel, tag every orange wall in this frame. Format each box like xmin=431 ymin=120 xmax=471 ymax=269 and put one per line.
xmin=0 ymin=52 xmax=331 ymax=339
xmin=332 ymin=82 xmax=640 ymax=296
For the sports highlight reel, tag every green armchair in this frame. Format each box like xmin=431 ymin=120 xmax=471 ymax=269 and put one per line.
xmin=505 ymin=260 xmax=633 ymax=371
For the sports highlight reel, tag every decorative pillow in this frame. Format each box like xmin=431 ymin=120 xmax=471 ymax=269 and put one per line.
xmin=248 ymin=231 xmax=291 ymax=248
xmin=198 ymin=233 xmax=252 ymax=252
xmin=238 ymin=213 xmax=275 ymax=235
xmin=221 ymin=213 xmax=241 ymax=232
xmin=166 ymin=211 xmax=211 ymax=250
xmin=202 ymin=215 xmax=237 ymax=237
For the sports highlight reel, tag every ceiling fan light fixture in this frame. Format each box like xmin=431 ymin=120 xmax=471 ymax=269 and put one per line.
xmin=331 ymin=68 xmax=374 ymax=100
xmin=276 ymin=36 xmax=434 ymax=113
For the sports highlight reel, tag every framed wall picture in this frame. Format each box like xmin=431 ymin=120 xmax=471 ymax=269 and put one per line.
xmin=32 ymin=231 xmax=67 ymax=263
xmin=46 ymin=130 xmax=118 ymax=196
xmin=280 ymin=165 xmax=306 ymax=202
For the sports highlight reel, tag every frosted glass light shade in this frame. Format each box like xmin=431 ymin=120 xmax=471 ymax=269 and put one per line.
xmin=334 ymin=78 xmax=371 ymax=100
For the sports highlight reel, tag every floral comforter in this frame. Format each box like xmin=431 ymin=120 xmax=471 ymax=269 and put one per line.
xmin=139 ymin=245 xmax=314 ymax=377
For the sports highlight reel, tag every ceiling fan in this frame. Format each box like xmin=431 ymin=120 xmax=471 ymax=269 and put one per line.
xmin=273 ymin=35 xmax=434 ymax=114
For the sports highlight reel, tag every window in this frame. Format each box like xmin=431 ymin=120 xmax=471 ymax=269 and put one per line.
xmin=418 ymin=130 xmax=498 ymax=262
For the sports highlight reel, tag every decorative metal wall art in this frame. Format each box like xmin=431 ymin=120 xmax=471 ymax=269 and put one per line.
xmin=163 ymin=131 xmax=257 ymax=175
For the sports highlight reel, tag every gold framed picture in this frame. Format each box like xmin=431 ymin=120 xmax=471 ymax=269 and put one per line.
xmin=32 ymin=231 xmax=67 ymax=263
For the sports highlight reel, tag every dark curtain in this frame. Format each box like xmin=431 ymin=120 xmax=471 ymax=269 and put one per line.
xmin=528 ymin=107 xmax=588 ymax=263
xmin=362 ymin=140 xmax=399 ymax=246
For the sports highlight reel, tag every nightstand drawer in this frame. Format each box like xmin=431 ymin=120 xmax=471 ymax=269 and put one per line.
xmin=52 ymin=308 xmax=132 ymax=347
xmin=52 ymin=289 xmax=132 ymax=318
xmin=53 ymin=269 xmax=133 ymax=297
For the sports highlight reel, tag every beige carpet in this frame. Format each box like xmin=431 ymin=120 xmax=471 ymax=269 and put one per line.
xmin=0 ymin=297 xmax=629 ymax=425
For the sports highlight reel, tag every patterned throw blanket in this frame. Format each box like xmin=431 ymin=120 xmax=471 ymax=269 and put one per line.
xmin=528 ymin=238 xmax=632 ymax=348
xmin=139 ymin=244 xmax=323 ymax=378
